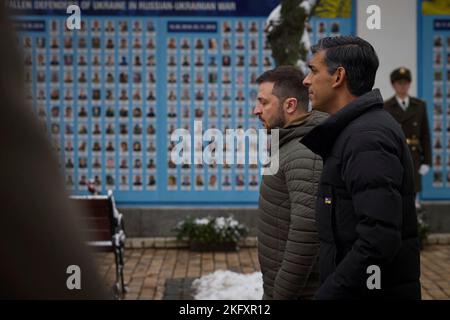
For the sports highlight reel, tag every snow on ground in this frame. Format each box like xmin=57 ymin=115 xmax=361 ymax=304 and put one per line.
xmin=192 ymin=270 xmax=263 ymax=300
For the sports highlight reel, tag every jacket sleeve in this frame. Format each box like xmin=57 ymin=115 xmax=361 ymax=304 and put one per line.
xmin=315 ymin=130 xmax=404 ymax=299
xmin=420 ymin=102 xmax=432 ymax=166
xmin=273 ymin=148 xmax=321 ymax=299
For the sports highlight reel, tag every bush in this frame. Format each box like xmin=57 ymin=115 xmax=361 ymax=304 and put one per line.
xmin=174 ymin=215 xmax=248 ymax=245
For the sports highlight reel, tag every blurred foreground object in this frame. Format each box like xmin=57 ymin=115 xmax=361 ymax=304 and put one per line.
xmin=0 ymin=6 xmax=107 ymax=299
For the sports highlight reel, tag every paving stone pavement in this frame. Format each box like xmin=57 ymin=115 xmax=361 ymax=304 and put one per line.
xmin=95 ymin=245 xmax=450 ymax=300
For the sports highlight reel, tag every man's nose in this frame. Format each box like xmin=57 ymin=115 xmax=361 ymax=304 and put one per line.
xmin=303 ymin=74 xmax=311 ymax=86
xmin=253 ymin=105 xmax=261 ymax=115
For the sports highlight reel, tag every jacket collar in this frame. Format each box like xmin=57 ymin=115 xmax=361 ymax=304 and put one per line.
xmin=395 ymin=95 xmax=410 ymax=110
xmin=301 ymin=89 xmax=384 ymax=158
xmin=388 ymin=96 xmax=419 ymax=123
xmin=278 ymin=110 xmax=327 ymax=147
xmin=283 ymin=112 xmax=311 ymax=129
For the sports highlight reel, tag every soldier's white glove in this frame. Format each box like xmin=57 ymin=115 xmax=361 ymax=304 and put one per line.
xmin=419 ymin=164 xmax=430 ymax=175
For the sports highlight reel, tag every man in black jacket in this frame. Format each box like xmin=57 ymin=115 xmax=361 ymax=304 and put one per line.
xmin=301 ymin=36 xmax=421 ymax=299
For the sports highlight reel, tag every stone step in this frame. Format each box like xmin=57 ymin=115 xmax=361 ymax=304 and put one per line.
xmin=125 ymin=236 xmax=258 ymax=249
xmin=124 ymin=233 xmax=450 ymax=248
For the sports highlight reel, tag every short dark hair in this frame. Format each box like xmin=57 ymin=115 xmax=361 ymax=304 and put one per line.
xmin=311 ymin=36 xmax=379 ymax=96
xmin=256 ymin=65 xmax=309 ymax=109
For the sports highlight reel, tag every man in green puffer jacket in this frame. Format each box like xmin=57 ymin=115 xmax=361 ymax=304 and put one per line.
xmin=253 ymin=66 xmax=327 ymax=299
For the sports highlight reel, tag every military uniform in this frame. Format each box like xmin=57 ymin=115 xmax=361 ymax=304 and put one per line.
xmin=384 ymin=68 xmax=432 ymax=193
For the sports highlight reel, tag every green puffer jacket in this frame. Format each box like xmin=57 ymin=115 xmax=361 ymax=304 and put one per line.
xmin=258 ymin=110 xmax=327 ymax=300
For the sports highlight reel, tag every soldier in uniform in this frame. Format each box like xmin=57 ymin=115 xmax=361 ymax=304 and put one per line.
xmin=384 ymin=67 xmax=432 ymax=208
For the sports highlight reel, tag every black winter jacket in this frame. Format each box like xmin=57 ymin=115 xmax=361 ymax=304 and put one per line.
xmin=301 ymin=89 xmax=421 ymax=299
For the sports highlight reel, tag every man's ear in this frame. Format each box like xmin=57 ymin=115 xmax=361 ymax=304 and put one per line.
xmin=332 ymin=67 xmax=346 ymax=88
xmin=284 ymin=98 xmax=298 ymax=114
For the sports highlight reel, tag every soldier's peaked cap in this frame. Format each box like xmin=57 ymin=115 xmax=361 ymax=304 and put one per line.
xmin=390 ymin=67 xmax=412 ymax=83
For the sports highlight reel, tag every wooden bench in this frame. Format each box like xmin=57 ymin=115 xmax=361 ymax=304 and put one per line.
xmin=71 ymin=190 xmax=127 ymax=298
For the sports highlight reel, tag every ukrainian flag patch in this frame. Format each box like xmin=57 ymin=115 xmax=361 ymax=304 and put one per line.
xmin=325 ymin=197 xmax=332 ymax=205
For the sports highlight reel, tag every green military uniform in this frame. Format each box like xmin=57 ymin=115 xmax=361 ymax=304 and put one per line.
xmin=384 ymin=67 xmax=432 ymax=193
